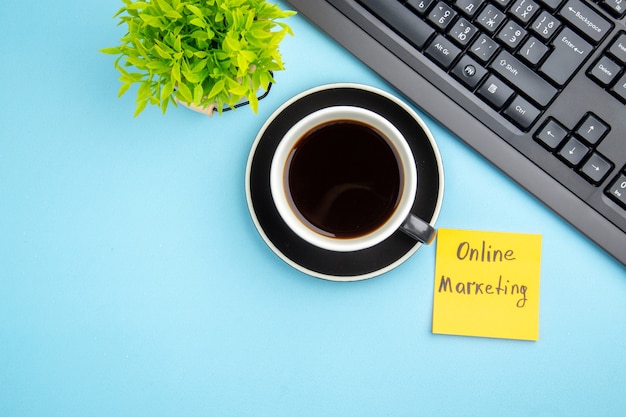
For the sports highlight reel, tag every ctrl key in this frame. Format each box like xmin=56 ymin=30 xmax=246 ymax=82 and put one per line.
xmin=606 ymin=172 xmax=626 ymax=209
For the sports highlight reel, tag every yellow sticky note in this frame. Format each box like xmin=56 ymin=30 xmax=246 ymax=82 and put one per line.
xmin=432 ymin=229 xmax=542 ymax=341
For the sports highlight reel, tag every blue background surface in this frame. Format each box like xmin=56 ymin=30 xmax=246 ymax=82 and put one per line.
xmin=1 ymin=1 xmax=625 ymax=416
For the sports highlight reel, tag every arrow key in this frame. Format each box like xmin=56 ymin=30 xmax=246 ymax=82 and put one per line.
xmin=558 ymin=137 xmax=589 ymax=166
xmin=535 ymin=118 xmax=568 ymax=150
xmin=575 ymin=113 xmax=609 ymax=145
xmin=580 ymin=152 xmax=613 ymax=184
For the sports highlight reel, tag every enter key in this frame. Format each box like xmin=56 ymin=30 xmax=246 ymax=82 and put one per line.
xmin=541 ymin=27 xmax=592 ymax=86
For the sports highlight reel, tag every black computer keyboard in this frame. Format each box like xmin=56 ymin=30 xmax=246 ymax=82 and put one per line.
xmin=286 ymin=0 xmax=626 ymax=265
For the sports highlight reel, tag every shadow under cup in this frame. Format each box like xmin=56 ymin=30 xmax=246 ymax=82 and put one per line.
xmin=270 ymin=106 xmax=436 ymax=253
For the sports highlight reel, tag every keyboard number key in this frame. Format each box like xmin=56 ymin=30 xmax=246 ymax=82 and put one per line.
xmin=606 ymin=172 xmax=626 ymax=208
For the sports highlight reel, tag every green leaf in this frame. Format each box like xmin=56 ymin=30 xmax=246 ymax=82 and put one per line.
xmin=99 ymin=46 xmax=122 ymax=55
xmin=182 ymin=68 xmax=203 ymax=83
xmin=153 ymin=44 xmax=172 ymax=59
xmin=189 ymin=18 xmax=206 ymax=28
xmin=102 ymin=0 xmax=296 ymax=116
xmin=122 ymin=2 xmax=149 ymax=11
xmin=248 ymin=89 xmax=259 ymax=113
xmin=249 ymin=28 xmax=272 ymax=39
xmin=206 ymin=79 xmax=225 ymax=100
xmin=156 ymin=0 xmax=174 ymax=13
xmin=134 ymin=99 xmax=149 ymax=117
xmin=165 ymin=10 xmax=183 ymax=19
xmin=139 ymin=14 xmax=164 ymax=29
xmin=185 ymin=4 xmax=203 ymax=17
xmin=193 ymin=84 xmax=204 ymax=105
xmin=189 ymin=30 xmax=209 ymax=41
xmin=161 ymin=81 xmax=175 ymax=100
xmin=171 ymin=63 xmax=181 ymax=83
xmin=160 ymin=96 xmax=171 ymax=114
xmin=118 ymin=82 xmax=132 ymax=98
xmin=136 ymin=81 xmax=153 ymax=101
xmin=176 ymin=82 xmax=193 ymax=103
xmin=229 ymin=81 xmax=248 ymax=96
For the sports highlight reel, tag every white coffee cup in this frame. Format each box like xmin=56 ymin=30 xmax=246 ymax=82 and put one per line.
xmin=270 ymin=106 xmax=436 ymax=252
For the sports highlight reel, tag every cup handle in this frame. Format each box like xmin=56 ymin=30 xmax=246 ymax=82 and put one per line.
xmin=400 ymin=214 xmax=437 ymax=245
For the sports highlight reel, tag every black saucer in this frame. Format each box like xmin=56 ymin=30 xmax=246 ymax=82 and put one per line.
xmin=245 ymin=84 xmax=444 ymax=281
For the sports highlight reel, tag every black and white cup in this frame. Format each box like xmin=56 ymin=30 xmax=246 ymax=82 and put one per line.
xmin=270 ymin=106 xmax=436 ymax=253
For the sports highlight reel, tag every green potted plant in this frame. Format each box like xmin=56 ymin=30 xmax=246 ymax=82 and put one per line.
xmin=101 ymin=0 xmax=295 ymax=117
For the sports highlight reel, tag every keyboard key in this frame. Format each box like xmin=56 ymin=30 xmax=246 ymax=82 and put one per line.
xmin=588 ymin=55 xmax=621 ymax=86
xmin=575 ymin=113 xmax=609 ymax=145
xmin=558 ymin=0 xmax=613 ymax=43
xmin=406 ymin=0 xmax=435 ymax=15
xmin=428 ymin=2 xmax=457 ymax=30
xmin=360 ymin=0 xmax=436 ymax=49
xmin=608 ymin=32 xmax=626 ymax=63
xmin=535 ymin=118 xmax=568 ymax=149
xmin=509 ymin=0 xmax=540 ymax=23
xmin=476 ymin=4 xmax=507 ymax=33
xmin=540 ymin=28 xmax=592 ymax=86
xmin=448 ymin=18 xmax=479 ymax=46
xmin=478 ymin=75 xmax=514 ymax=108
xmin=452 ymin=55 xmax=488 ymax=88
xmin=497 ymin=20 xmax=528 ymax=49
xmin=606 ymin=172 xmax=626 ymax=208
xmin=490 ymin=51 xmax=557 ymax=106
xmin=455 ymin=0 xmax=485 ymax=17
xmin=425 ymin=35 xmax=462 ymax=69
xmin=558 ymin=136 xmax=589 ymax=166
xmin=581 ymin=152 xmax=613 ymax=184
xmin=518 ymin=36 xmax=550 ymax=65
xmin=470 ymin=33 xmax=500 ymax=62
xmin=611 ymin=73 xmax=626 ymax=102
xmin=600 ymin=0 xmax=626 ymax=18
xmin=504 ymin=95 xmax=541 ymax=129
xmin=531 ymin=10 xmax=561 ymax=40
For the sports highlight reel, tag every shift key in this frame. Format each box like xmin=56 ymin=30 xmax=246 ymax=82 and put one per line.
xmin=541 ymin=28 xmax=592 ymax=86
xmin=490 ymin=51 xmax=557 ymax=107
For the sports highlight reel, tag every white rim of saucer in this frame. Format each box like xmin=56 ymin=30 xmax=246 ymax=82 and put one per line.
xmin=245 ymin=83 xmax=445 ymax=281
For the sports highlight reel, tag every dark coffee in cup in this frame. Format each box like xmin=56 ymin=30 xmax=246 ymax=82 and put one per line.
xmin=270 ymin=106 xmax=434 ymax=252
xmin=285 ymin=120 xmax=402 ymax=239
